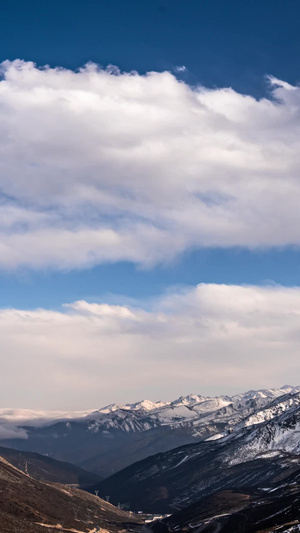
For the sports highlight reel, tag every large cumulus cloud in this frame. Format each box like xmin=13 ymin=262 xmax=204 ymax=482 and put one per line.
xmin=0 ymin=61 xmax=300 ymax=269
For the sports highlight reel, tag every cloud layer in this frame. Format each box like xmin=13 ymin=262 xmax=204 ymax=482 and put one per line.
xmin=1 ymin=284 xmax=300 ymax=409
xmin=0 ymin=61 xmax=300 ymax=269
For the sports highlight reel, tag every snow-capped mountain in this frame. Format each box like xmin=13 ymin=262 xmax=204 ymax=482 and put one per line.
xmin=94 ymin=389 xmax=300 ymax=513
xmin=1 ymin=385 xmax=299 ymax=478
xmin=225 ymin=391 xmax=300 ymax=465
xmin=89 ymin=385 xmax=300 ymax=434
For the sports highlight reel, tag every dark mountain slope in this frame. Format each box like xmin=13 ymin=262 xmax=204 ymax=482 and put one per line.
xmin=94 ymin=440 xmax=300 ymax=513
xmin=0 ymin=456 xmax=141 ymax=533
xmin=94 ymin=400 xmax=300 ymax=513
xmin=0 ymin=445 xmax=102 ymax=486
xmin=1 ymin=418 xmax=203 ymax=478
xmin=157 ymin=485 xmax=300 ymax=532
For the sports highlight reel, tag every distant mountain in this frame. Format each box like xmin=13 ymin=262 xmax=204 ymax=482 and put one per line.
xmin=0 ymin=455 xmax=141 ymax=533
xmin=0 ymin=445 xmax=102 ymax=486
xmin=94 ymin=389 xmax=300 ymax=513
xmin=1 ymin=385 xmax=298 ymax=478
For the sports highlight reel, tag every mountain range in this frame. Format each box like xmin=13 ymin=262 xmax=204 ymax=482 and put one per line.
xmin=3 ymin=385 xmax=300 ymax=532
xmin=94 ymin=388 xmax=300 ymax=513
xmin=1 ymin=385 xmax=299 ymax=478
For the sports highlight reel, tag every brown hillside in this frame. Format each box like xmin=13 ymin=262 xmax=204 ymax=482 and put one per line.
xmin=0 ymin=456 xmax=141 ymax=533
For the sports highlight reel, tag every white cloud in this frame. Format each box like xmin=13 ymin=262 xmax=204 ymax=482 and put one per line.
xmin=1 ymin=284 xmax=300 ymax=409
xmin=0 ymin=408 xmax=93 ymax=438
xmin=0 ymin=61 xmax=300 ymax=269
xmin=0 ymin=423 xmax=28 ymax=440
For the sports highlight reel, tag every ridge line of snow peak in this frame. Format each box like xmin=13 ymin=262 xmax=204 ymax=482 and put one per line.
xmin=1 ymin=385 xmax=300 ymax=441
xmin=86 ymin=385 xmax=300 ymax=430
xmin=92 ymin=384 xmax=300 ymax=415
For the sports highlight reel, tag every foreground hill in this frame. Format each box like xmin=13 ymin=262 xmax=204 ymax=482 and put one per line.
xmin=94 ymin=391 xmax=300 ymax=513
xmin=0 ymin=455 xmax=141 ymax=533
xmin=1 ymin=385 xmax=297 ymax=478
xmin=0 ymin=445 xmax=102 ymax=486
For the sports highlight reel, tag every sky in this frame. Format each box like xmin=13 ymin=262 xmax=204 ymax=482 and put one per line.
xmin=1 ymin=0 xmax=300 ymax=409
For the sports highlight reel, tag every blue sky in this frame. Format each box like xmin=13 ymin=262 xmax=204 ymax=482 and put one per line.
xmin=2 ymin=0 xmax=300 ymax=96
xmin=1 ymin=247 xmax=300 ymax=310
xmin=1 ymin=1 xmax=300 ymax=408
xmin=0 ymin=0 xmax=300 ymax=307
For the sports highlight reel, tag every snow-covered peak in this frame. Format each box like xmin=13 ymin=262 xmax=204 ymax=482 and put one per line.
xmin=95 ymin=403 xmax=126 ymax=415
xmin=81 ymin=386 xmax=300 ymax=437
xmin=94 ymin=399 xmax=168 ymax=415
xmin=171 ymin=394 xmax=206 ymax=407
xmin=192 ymin=397 xmax=232 ymax=414
xmin=2 ymin=386 xmax=300 ymax=442
xmin=232 ymin=385 xmax=300 ymax=402
xmin=223 ymin=393 xmax=300 ymax=466
xmin=126 ymin=399 xmax=168 ymax=411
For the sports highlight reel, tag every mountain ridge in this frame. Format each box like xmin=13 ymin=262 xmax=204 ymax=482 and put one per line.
xmin=0 ymin=445 xmax=102 ymax=486
xmin=94 ymin=389 xmax=300 ymax=513
xmin=1 ymin=385 xmax=300 ymax=478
